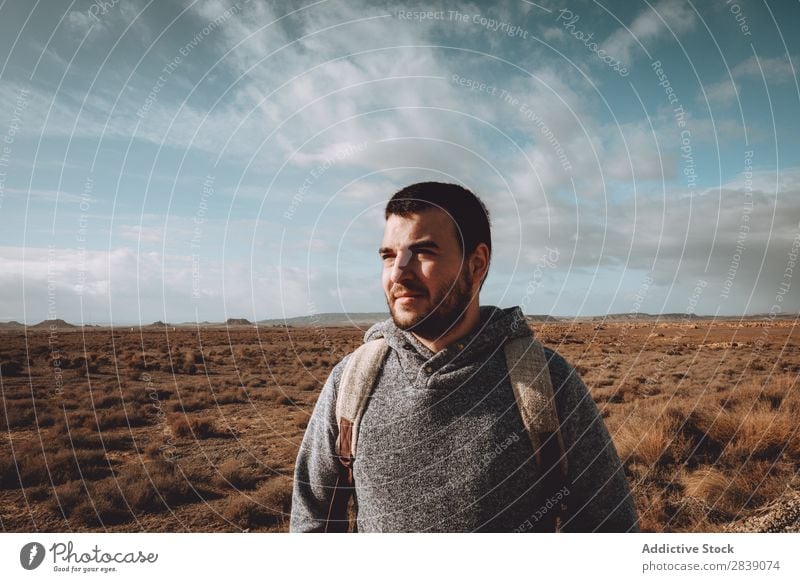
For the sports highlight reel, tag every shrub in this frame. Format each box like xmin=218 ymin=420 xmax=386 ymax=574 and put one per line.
xmin=71 ymin=485 xmax=131 ymax=526
xmin=66 ymin=427 xmax=135 ymax=452
xmin=169 ymin=414 xmax=222 ymax=439
xmin=143 ymin=439 xmax=179 ymax=462
xmin=49 ymin=480 xmax=85 ymax=516
xmin=0 ymin=361 xmax=24 ymax=376
xmin=96 ymin=410 xmax=129 ymax=430
xmin=222 ymin=495 xmax=261 ymax=529
xmin=214 ymin=459 xmax=260 ymax=490
xmin=613 ymin=415 xmax=682 ymax=467
xmin=170 ymin=395 xmax=209 ymax=412
xmin=0 ymin=450 xmax=21 ymax=489
xmin=721 ymin=403 xmax=800 ymax=463
xmin=0 ymin=405 xmax=36 ymax=430
xmin=169 ymin=416 xmax=191 ymax=438
xmin=253 ymin=477 xmax=293 ymax=522
xmin=215 ymin=388 xmax=247 ymax=405
xmin=78 ymin=363 xmax=100 ymax=377
xmin=299 ymin=380 xmax=318 ymax=391
xmin=221 ymin=478 xmax=292 ymax=529
xmin=9 ymin=445 xmax=110 ymax=489
xmin=119 ymin=460 xmax=193 ymax=511
xmin=64 ymin=410 xmax=95 ymax=430
xmin=97 ymin=408 xmax=150 ymax=430
xmin=65 ymin=428 xmax=104 ymax=449
xmin=678 ymin=467 xmax=760 ymax=518
xmin=274 ymin=393 xmax=293 ymax=406
xmin=91 ymin=394 xmax=121 ymax=409
xmin=27 ymin=484 xmax=51 ymax=502
xmin=66 ymin=459 xmax=196 ymax=526
xmin=681 ymin=405 xmax=738 ymax=463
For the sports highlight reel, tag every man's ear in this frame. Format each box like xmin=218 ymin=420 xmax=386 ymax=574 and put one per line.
xmin=469 ymin=243 xmax=490 ymax=285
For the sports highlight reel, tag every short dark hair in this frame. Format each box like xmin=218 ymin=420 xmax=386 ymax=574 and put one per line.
xmin=385 ymin=181 xmax=491 ymax=285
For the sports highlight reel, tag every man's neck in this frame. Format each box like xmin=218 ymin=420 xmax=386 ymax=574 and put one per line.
xmin=412 ymin=301 xmax=481 ymax=353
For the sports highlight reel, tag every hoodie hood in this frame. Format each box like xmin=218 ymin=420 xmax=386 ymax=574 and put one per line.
xmin=362 ymin=305 xmax=533 ymax=389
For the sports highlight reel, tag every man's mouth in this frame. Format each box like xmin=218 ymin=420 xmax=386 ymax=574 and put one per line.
xmin=393 ymin=290 xmax=425 ymax=303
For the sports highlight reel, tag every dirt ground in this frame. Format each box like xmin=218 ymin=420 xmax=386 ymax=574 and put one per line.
xmin=1 ymin=316 xmax=798 ymax=532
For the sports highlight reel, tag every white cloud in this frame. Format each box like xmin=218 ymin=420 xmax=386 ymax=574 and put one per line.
xmin=602 ymin=0 xmax=697 ymax=66
xmin=732 ymin=55 xmax=797 ymax=84
xmin=603 ymin=122 xmax=674 ymax=181
xmin=541 ymin=26 xmax=566 ymax=43
xmin=700 ymin=55 xmax=798 ymax=111
xmin=485 ymin=166 xmax=800 ymax=314
xmin=700 ymin=79 xmax=739 ymax=106
xmin=338 ymin=178 xmax=400 ymax=203
xmin=118 ymin=225 xmax=164 ymax=244
xmin=66 ymin=9 xmax=101 ymax=35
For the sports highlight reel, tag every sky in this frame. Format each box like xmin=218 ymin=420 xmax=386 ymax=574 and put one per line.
xmin=0 ymin=0 xmax=798 ymax=325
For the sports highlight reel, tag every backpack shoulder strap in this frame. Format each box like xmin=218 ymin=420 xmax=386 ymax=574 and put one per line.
xmin=335 ymin=338 xmax=391 ymax=464
xmin=324 ymin=338 xmax=389 ymax=532
xmin=504 ymin=334 xmax=569 ymax=531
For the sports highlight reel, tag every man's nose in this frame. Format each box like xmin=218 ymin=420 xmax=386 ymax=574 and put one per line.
xmin=389 ymin=248 xmax=412 ymax=284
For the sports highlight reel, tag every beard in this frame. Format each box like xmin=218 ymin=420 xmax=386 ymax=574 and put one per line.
xmin=387 ymin=267 xmax=474 ymax=341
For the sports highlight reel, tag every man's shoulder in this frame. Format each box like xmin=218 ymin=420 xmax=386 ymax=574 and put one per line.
xmin=328 ymin=339 xmax=383 ymax=384
xmin=541 ymin=346 xmax=584 ymax=386
xmin=541 ymin=345 xmax=570 ymax=369
xmin=334 ymin=336 xmax=386 ymax=366
xmin=329 ymin=352 xmax=353 ymax=380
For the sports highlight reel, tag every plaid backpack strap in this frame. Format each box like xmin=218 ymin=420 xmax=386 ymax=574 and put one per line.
xmin=504 ymin=334 xmax=569 ymax=532
xmin=323 ymin=338 xmax=390 ymax=533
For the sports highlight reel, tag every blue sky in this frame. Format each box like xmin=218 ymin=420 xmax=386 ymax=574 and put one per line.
xmin=0 ymin=0 xmax=798 ymax=324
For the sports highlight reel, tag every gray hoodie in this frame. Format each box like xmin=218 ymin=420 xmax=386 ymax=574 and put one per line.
xmin=290 ymin=305 xmax=639 ymax=532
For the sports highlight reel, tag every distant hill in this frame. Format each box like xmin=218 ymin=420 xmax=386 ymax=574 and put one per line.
xmin=565 ymin=312 xmax=800 ymax=322
xmin=28 ymin=319 xmax=76 ymax=329
xmin=258 ymin=313 xmax=390 ymax=327
xmin=226 ymin=318 xmax=253 ymax=326
xmin=524 ymin=315 xmax=561 ymax=323
xmin=0 ymin=320 xmax=25 ymax=328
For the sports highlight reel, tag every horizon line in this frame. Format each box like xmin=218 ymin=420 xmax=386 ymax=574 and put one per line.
xmin=1 ymin=311 xmax=798 ymax=327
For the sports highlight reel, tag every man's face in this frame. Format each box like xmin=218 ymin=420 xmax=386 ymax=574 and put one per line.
xmin=380 ymin=208 xmax=474 ymax=340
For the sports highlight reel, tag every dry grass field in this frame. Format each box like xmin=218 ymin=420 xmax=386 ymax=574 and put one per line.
xmin=0 ymin=317 xmax=798 ymax=532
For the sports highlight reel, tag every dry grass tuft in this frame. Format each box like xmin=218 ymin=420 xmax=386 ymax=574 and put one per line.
xmin=58 ymin=459 xmax=199 ymax=526
xmin=2 ymin=439 xmax=111 ymax=489
xmin=214 ymin=459 xmax=261 ymax=490
xmin=221 ymin=477 xmax=293 ymax=529
xmin=0 ymin=360 xmax=24 ymax=376
xmin=168 ymin=414 xmax=225 ymax=439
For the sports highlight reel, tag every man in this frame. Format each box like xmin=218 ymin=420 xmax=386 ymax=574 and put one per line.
xmin=290 ymin=182 xmax=639 ymax=532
